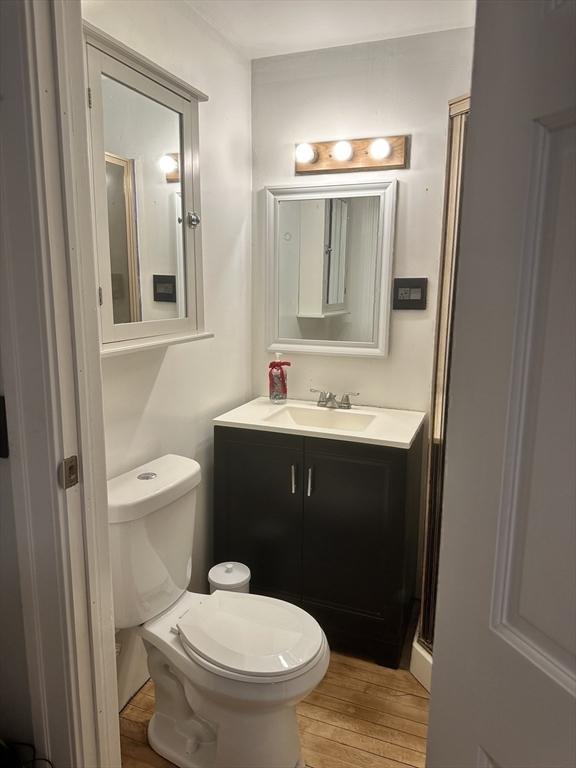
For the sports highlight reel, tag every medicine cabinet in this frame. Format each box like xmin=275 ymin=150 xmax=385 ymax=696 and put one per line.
xmin=84 ymin=24 xmax=210 ymax=354
xmin=266 ymin=181 xmax=397 ymax=357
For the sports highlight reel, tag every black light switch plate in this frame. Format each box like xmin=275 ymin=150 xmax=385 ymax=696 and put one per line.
xmin=393 ymin=277 xmax=428 ymax=310
xmin=153 ymin=274 xmax=177 ymax=303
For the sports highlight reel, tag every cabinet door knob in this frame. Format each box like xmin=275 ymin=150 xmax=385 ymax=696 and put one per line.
xmin=291 ymin=464 xmax=297 ymax=494
xmin=307 ymin=467 xmax=313 ymax=497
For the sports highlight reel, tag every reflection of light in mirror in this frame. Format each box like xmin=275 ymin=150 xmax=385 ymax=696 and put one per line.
xmin=333 ymin=140 xmax=353 ymax=161
xmin=159 ymin=154 xmax=178 ymax=173
xmin=295 ymin=143 xmax=317 ymax=164
xmin=369 ymin=138 xmax=392 ymax=160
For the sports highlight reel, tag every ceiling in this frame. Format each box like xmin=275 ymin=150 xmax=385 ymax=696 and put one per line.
xmin=186 ymin=0 xmax=476 ymax=60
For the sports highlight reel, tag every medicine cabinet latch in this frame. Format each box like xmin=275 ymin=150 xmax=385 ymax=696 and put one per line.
xmin=58 ymin=455 xmax=79 ymax=489
xmin=187 ymin=211 xmax=201 ymax=228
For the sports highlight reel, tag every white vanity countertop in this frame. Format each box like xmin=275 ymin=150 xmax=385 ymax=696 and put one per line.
xmin=213 ymin=397 xmax=426 ymax=450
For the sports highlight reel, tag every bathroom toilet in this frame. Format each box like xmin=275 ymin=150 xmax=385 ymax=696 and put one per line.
xmin=108 ymin=454 xmax=329 ymax=768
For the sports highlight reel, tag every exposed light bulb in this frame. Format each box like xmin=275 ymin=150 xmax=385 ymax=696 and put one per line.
xmin=159 ymin=154 xmax=178 ymax=173
xmin=369 ymin=138 xmax=392 ymax=160
xmin=295 ymin=143 xmax=317 ymax=164
xmin=333 ymin=140 xmax=353 ymax=162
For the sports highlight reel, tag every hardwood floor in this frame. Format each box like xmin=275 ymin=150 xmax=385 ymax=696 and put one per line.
xmin=120 ymin=651 xmax=429 ymax=768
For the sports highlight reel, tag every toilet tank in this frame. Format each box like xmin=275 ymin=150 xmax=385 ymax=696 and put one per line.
xmin=108 ymin=454 xmax=201 ymax=629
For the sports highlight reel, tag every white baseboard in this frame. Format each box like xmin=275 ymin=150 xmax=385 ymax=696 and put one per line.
xmin=410 ymin=638 xmax=432 ymax=692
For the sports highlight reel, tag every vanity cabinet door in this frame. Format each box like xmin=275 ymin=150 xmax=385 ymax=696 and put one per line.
xmin=302 ymin=438 xmax=407 ymax=616
xmin=214 ymin=427 xmax=304 ymax=601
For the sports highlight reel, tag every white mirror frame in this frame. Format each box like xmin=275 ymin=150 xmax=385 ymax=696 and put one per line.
xmin=266 ymin=180 xmax=397 ymax=357
xmin=84 ymin=23 xmax=212 ymax=356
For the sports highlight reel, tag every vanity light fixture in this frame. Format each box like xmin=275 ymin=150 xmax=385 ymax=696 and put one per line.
xmin=332 ymin=140 xmax=354 ymax=162
xmin=159 ymin=154 xmax=178 ymax=173
xmin=159 ymin=153 xmax=180 ymax=183
xmin=369 ymin=138 xmax=392 ymax=160
xmin=295 ymin=143 xmax=318 ymax=164
xmin=294 ymin=134 xmax=409 ymax=175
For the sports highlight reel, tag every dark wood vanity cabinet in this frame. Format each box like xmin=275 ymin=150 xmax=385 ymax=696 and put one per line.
xmin=214 ymin=425 xmax=422 ymax=668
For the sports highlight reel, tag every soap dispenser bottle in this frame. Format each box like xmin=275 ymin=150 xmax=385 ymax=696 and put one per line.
xmin=268 ymin=353 xmax=291 ymax=402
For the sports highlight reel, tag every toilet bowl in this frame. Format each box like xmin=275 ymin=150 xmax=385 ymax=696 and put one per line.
xmin=141 ymin=590 xmax=329 ymax=768
xmin=108 ymin=454 xmax=329 ymax=768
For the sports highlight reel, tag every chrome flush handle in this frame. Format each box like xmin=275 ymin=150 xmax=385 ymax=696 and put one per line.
xmin=291 ymin=464 xmax=297 ymax=494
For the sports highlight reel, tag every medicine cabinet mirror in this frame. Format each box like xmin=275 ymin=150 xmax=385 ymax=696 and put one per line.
xmin=266 ymin=181 xmax=397 ymax=356
xmin=84 ymin=24 xmax=209 ymax=353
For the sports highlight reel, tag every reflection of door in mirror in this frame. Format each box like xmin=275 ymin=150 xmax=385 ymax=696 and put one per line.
xmin=101 ymin=73 xmax=185 ymax=324
xmin=294 ymin=198 xmax=349 ymax=320
xmin=105 ymin=153 xmax=141 ymax=324
xmin=325 ymin=198 xmax=348 ymax=308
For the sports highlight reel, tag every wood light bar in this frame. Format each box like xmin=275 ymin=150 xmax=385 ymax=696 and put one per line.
xmin=295 ymin=135 xmax=409 ymax=174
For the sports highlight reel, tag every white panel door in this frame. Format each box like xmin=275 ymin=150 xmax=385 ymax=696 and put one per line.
xmin=428 ymin=1 xmax=576 ymax=766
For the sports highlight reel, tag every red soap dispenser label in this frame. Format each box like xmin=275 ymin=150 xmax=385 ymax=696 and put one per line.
xmin=269 ymin=360 xmax=291 ymax=400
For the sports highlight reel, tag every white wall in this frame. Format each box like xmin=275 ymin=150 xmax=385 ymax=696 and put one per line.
xmin=252 ymin=29 xmax=474 ymax=411
xmin=82 ymin=0 xmax=252 ymax=706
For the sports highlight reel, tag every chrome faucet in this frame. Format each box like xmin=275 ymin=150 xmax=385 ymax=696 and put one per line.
xmin=325 ymin=392 xmax=339 ymax=409
xmin=310 ymin=388 xmax=360 ymax=409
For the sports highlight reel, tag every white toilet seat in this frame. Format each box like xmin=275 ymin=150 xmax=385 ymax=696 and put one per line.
xmin=178 ymin=632 xmax=327 ymax=686
xmin=176 ymin=590 xmax=323 ymax=679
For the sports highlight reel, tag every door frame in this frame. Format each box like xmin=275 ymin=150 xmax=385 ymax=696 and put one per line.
xmin=0 ymin=0 xmax=120 ymax=765
xmin=409 ymin=94 xmax=470 ymax=693
xmin=419 ymin=94 xmax=470 ymax=652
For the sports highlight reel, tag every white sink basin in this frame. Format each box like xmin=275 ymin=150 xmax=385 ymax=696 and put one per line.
xmin=214 ymin=398 xmax=426 ymax=449
xmin=264 ymin=405 xmax=376 ymax=432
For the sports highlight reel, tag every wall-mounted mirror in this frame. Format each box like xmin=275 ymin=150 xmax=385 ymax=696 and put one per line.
xmin=266 ymin=181 xmax=397 ymax=356
xmin=85 ymin=24 xmax=208 ymax=352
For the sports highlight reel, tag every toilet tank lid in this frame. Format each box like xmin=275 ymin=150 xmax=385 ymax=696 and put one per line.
xmin=108 ymin=454 xmax=201 ymax=524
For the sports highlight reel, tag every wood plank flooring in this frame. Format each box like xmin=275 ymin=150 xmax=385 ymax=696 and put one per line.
xmin=120 ymin=651 xmax=429 ymax=768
